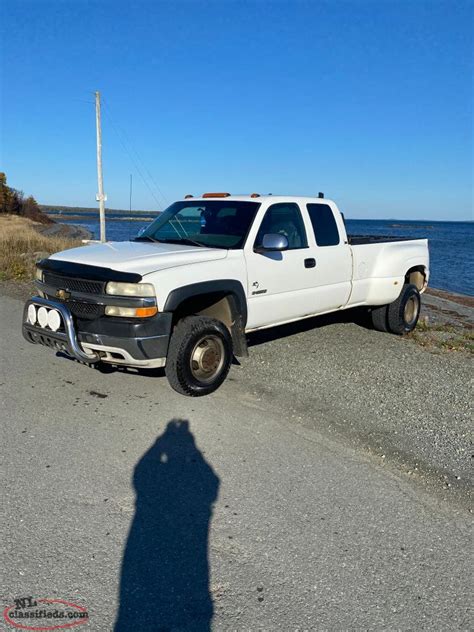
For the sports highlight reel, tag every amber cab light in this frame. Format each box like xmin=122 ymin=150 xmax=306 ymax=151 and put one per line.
xmin=202 ymin=192 xmax=231 ymax=198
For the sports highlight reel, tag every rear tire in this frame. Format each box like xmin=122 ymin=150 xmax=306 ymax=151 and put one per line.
xmin=166 ymin=316 xmax=233 ymax=396
xmin=370 ymin=304 xmax=389 ymax=332
xmin=387 ymin=283 xmax=421 ymax=335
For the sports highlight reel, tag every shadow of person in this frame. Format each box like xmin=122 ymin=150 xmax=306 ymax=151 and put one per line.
xmin=115 ymin=419 xmax=220 ymax=632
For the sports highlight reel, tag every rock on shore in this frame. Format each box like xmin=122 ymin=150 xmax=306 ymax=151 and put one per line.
xmin=38 ymin=221 xmax=92 ymax=241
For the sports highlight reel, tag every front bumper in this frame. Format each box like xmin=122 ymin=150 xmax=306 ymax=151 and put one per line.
xmin=22 ymin=296 xmax=172 ymax=368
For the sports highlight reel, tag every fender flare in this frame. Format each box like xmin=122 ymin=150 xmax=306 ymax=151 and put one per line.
xmin=163 ymin=280 xmax=249 ymax=356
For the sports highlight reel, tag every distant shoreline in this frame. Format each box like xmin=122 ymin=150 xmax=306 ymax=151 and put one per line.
xmin=50 ymin=215 xmax=154 ymax=222
xmin=40 ymin=204 xmax=157 ymax=216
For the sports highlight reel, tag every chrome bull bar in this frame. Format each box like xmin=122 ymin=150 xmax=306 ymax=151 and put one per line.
xmin=22 ymin=296 xmax=100 ymax=364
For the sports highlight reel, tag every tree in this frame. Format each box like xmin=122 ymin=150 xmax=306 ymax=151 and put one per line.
xmin=0 ymin=172 xmax=51 ymax=223
xmin=0 ymin=172 xmax=11 ymax=213
xmin=21 ymin=195 xmax=45 ymax=222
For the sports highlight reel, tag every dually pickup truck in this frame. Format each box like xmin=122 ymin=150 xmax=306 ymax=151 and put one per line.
xmin=23 ymin=194 xmax=429 ymax=396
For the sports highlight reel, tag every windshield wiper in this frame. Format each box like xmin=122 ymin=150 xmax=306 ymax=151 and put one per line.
xmin=134 ymin=235 xmax=159 ymax=242
xmin=135 ymin=235 xmax=226 ymax=249
xmin=135 ymin=235 xmax=204 ymax=247
xmin=158 ymin=237 xmax=208 ymax=248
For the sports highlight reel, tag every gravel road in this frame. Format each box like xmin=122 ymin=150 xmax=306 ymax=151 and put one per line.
xmin=1 ymin=292 xmax=472 ymax=631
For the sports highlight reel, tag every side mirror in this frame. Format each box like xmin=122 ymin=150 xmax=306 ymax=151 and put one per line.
xmin=257 ymin=233 xmax=289 ymax=252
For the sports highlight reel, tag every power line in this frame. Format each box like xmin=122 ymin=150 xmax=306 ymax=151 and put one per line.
xmin=101 ymin=98 xmax=169 ymax=210
xmin=101 ymin=105 xmax=163 ymax=210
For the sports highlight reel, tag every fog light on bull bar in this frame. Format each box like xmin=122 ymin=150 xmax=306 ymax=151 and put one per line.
xmin=27 ymin=304 xmax=37 ymax=324
xmin=47 ymin=309 xmax=62 ymax=331
xmin=37 ymin=306 xmax=49 ymax=328
xmin=105 ymin=305 xmax=158 ymax=318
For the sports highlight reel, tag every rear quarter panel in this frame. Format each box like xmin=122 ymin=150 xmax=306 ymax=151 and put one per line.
xmin=349 ymin=239 xmax=429 ymax=306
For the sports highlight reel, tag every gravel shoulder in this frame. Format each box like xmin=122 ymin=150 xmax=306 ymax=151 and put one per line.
xmin=239 ymin=305 xmax=472 ymax=500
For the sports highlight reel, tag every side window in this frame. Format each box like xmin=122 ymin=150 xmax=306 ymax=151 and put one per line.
xmin=307 ymin=204 xmax=340 ymax=247
xmin=255 ymin=203 xmax=308 ymax=250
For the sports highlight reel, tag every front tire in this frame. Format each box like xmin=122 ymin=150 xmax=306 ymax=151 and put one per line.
xmin=387 ymin=283 xmax=421 ymax=335
xmin=166 ymin=316 xmax=233 ymax=396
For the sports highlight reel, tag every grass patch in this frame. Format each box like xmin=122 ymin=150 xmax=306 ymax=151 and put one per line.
xmin=408 ymin=320 xmax=473 ymax=354
xmin=0 ymin=214 xmax=82 ymax=281
xmin=440 ymin=333 xmax=474 ymax=353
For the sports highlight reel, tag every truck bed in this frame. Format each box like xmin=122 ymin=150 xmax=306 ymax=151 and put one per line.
xmin=348 ymin=234 xmax=416 ymax=245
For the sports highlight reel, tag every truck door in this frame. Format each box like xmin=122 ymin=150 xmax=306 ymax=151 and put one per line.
xmin=304 ymin=202 xmax=352 ymax=312
xmin=244 ymin=202 xmax=321 ymax=329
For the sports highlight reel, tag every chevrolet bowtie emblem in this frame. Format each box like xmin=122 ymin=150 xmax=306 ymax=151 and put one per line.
xmin=56 ymin=289 xmax=70 ymax=300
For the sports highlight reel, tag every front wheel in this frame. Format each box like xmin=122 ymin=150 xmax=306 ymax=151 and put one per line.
xmin=166 ymin=316 xmax=233 ymax=396
xmin=387 ymin=283 xmax=421 ymax=335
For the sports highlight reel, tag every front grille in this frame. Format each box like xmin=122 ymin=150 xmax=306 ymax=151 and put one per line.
xmin=43 ymin=272 xmax=105 ymax=295
xmin=68 ymin=302 xmax=104 ymax=320
xmin=45 ymin=295 xmax=104 ymax=320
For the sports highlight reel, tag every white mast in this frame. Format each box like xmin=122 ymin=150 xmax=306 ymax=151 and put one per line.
xmin=95 ymin=91 xmax=107 ymax=242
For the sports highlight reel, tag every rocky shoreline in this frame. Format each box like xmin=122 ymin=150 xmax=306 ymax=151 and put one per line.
xmin=38 ymin=221 xmax=92 ymax=241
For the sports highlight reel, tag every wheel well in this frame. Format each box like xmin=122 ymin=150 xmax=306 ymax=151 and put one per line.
xmin=173 ymin=292 xmax=233 ymax=329
xmin=172 ymin=291 xmax=248 ymax=357
xmin=405 ymin=266 xmax=427 ymax=292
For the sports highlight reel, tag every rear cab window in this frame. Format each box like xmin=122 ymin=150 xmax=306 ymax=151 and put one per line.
xmin=306 ymin=203 xmax=340 ymax=246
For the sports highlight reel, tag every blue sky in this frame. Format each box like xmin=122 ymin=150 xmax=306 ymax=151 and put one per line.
xmin=1 ymin=0 xmax=472 ymax=220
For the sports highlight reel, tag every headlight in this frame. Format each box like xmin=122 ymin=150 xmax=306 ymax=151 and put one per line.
xmin=105 ymin=305 xmax=158 ymax=318
xmin=105 ymin=281 xmax=155 ymax=297
xmin=35 ymin=267 xmax=43 ymax=282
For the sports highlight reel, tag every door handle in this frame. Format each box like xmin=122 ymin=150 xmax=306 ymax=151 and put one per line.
xmin=304 ymin=258 xmax=316 ymax=268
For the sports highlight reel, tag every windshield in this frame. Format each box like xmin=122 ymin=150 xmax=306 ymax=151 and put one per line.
xmin=136 ymin=200 xmax=261 ymax=249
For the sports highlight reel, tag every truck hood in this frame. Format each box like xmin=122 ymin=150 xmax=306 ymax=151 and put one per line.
xmin=50 ymin=241 xmax=228 ymax=275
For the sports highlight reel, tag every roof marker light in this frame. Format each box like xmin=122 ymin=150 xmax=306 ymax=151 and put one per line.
xmin=202 ymin=192 xmax=231 ymax=198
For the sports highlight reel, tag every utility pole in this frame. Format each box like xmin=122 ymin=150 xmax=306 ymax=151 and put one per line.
xmin=95 ymin=91 xmax=107 ymax=242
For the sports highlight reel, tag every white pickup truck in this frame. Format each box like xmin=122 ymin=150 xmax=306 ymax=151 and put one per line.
xmin=23 ymin=194 xmax=429 ymax=396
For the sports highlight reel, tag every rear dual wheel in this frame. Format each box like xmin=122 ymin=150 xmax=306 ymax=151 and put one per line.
xmin=370 ymin=283 xmax=421 ymax=335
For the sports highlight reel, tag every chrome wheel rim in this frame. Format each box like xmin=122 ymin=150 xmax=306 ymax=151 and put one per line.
xmin=404 ymin=296 xmax=419 ymax=325
xmin=190 ymin=335 xmax=225 ymax=383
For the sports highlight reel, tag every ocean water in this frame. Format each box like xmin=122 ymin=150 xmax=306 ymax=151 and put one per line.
xmin=58 ymin=216 xmax=474 ymax=296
